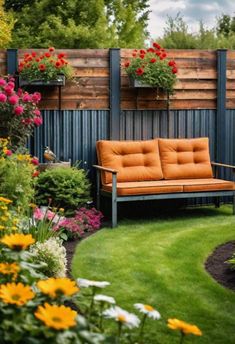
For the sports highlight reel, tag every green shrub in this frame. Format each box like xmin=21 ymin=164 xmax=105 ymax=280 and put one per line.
xmin=35 ymin=167 xmax=91 ymax=215
xmin=227 ymin=253 xmax=235 ymax=269
xmin=0 ymin=139 xmax=35 ymax=214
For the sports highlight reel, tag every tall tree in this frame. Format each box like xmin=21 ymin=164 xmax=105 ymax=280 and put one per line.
xmin=7 ymin=0 xmax=149 ymax=48
xmin=0 ymin=0 xmax=14 ymax=48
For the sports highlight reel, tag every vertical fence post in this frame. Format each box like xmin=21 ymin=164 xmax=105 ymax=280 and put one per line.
xmin=7 ymin=49 xmax=18 ymax=75
xmin=216 ymin=49 xmax=227 ymax=163
xmin=109 ymin=48 xmax=120 ymax=140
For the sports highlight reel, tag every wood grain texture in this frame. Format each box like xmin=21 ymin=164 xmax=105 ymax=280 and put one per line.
xmin=0 ymin=48 xmax=234 ymax=109
xmin=0 ymin=50 xmax=7 ymax=75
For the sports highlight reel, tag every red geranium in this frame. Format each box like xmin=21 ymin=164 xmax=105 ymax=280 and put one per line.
xmin=18 ymin=47 xmax=73 ymax=83
xmin=124 ymin=41 xmax=178 ymax=94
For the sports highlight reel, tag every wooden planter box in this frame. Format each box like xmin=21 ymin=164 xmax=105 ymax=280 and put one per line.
xmin=19 ymin=75 xmax=65 ymax=87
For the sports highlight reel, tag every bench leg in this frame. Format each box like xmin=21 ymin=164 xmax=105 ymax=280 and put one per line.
xmin=112 ymin=174 xmax=117 ymax=228
xmin=214 ymin=196 xmax=220 ymax=208
xmin=233 ymin=193 xmax=235 ymax=215
xmin=96 ymin=169 xmax=101 ymax=210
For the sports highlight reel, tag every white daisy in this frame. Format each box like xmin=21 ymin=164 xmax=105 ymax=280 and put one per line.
xmin=94 ymin=294 xmax=116 ymax=304
xmin=134 ymin=303 xmax=161 ymax=320
xmin=76 ymin=278 xmax=110 ymax=288
xmin=103 ymin=306 xmax=140 ymax=329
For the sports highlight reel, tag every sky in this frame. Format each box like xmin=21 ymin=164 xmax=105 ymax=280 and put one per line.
xmin=148 ymin=0 xmax=235 ymax=38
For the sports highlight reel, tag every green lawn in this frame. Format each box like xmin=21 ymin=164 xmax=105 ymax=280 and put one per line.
xmin=72 ymin=206 xmax=235 ymax=344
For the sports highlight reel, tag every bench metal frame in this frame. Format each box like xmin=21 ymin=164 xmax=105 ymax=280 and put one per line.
xmin=93 ymin=162 xmax=235 ymax=228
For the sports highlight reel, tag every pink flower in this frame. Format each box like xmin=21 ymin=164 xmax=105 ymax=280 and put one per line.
xmin=31 ymin=92 xmax=41 ymax=103
xmin=22 ymin=94 xmax=32 ymax=102
xmin=33 ymin=117 xmax=43 ymax=126
xmin=5 ymin=150 xmax=12 ymax=156
xmin=34 ymin=207 xmax=44 ymax=220
xmin=0 ymin=93 xmax=7 ymax=102
xmin=31 ymin=157 xmax=39 ymax=165
xmin=33 ymin=109 xmax=41 ymax=117
xmin=17 ymin=88 xmax=23 ymax=97
xmin=22 ymin=118 xmax=33 ymax=126
xmin=8 ymin=95 xmax=19 ymax=105
xmin=7 ymin=81 xmax=15 ymax=89
xmin=0 ymin=79 xmax=6 ymax=86
xmin=47 ymin=210 xmax=55 ymax=221
xmin=4 ymin=86 xmax=13 ymax=96
xmin=14 ymin=105 xmax=24 ymax=116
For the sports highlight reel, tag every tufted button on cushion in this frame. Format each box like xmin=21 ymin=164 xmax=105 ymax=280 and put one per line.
xmin=96 ymin=139 xmax=163 ymax=184
xmin=158 ymin=137 xmax=213 ymax=179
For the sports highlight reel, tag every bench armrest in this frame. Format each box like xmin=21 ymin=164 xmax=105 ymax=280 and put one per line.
xmin=211 ymin=162 xmax=235 ymax=171
xmin=93 ymin=164 xmax=118 ymax=174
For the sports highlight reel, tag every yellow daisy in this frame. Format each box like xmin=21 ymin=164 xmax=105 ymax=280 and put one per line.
xmin=0 ymin=282 xmax=35 ymax=306
xmin=1 ymin=215 xmax=9 ymax=222
xmin=0 ymin=197 xmax=12 ymax=204
xmin=0 ymin=262 xmax=20 ymax=277
xmin=167 ymin=318 xmax=202 ymax=336
xmin=37 ymin=278 xmax=79 ymax=298
xmin=0 ymin=233 xmax=35 ymax=250
xmin=34 ymin=303 xmax=77 ymax=330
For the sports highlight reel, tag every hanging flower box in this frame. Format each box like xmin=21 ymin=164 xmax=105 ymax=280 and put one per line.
xmin=129 ymin=77 xmax=155 ymax=88
xmin=18 ymin=47 xmax=73 ymax=87
xmin=124 ymin=42 xmax=178 ymax=95
xmin=19 ymin=74 xmax=66 ymax=87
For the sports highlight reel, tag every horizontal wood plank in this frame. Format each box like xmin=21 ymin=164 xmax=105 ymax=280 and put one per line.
xmin=121 ymin=99 xmax=216 ymax=110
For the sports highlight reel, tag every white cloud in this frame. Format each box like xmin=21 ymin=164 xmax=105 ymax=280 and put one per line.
xmin=147 ymin=0 xmax=235 ymax=38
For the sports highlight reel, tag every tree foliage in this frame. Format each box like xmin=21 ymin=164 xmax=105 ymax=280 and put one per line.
xmin=6 ymin=0 xmax=149 ymax=48
xmin=159 ymin=13 xmax=235 ymax=49
xmin=0 ymin=0 xmax=14 ymax=48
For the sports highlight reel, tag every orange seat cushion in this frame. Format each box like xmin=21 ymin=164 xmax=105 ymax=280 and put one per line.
xmin=158 ymin=138 xmax=213 ymax=179
xmin=96 ymin=139 xmax=163 ymax=184
xmin=102 ymin=180 xmax=183 ymax=196
xmin=102 ymin=179 xmax=234 ymax=196
xmin=178 ymin=178 xmax=235 ymax=192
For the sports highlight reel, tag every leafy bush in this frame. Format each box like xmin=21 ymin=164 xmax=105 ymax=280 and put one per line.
xmin=56 ymin=207 xmax=103 ymax=239
xmin=227 ymin=252 xmax=235 ymax=269
xmin=35 ymin=167 xmax=91 ymax=215
xmin=30 ymin=237 xmax=67 ymax=277
xmin=0 ymin=138 xmax=37 ymax=214
xmin=0 ymin=77 xmax=42 ymax=150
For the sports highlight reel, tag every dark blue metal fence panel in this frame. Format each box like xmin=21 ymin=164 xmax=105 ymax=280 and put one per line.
xmin=120 ymin=110 xmax=216 ymax=159
xmin=120 ymin=109 xmax=235 ymax=205
xmin=29 ymin=108 xmax=234 ymax=206
xmin=30 ymin=110 xmax=110 ymax=171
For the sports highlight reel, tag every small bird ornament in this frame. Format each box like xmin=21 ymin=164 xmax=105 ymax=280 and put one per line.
xmin=44 ymin=146 xmax=60 ymax=163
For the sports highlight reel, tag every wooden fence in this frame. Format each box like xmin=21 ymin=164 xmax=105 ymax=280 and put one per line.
xmin=0 ymin=48 xmax=234 ymax=173
xmin=0 ymin=48 xmax=235 ymax=110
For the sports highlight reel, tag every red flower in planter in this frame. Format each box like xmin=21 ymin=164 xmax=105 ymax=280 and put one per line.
xmin=124 ymin=41 xmax=178 ymax=94
xmin=18 ymin=47 xmax=73 ymax=83
xmin=135 ymin=68 xmax=144 ymax=76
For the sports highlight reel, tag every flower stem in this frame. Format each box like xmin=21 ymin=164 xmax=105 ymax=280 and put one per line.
xmin=139 ymin=314 xmax=147 ymax=342
xmin=88 ymin=287 xmax=96 ymax=320
xmin=117 ymin=322 xmax=123 ymax=343
xmin=99 ymin=303 xmax=104 ymax=330
xmin=180 ymin=332 xmax=185 ymax=344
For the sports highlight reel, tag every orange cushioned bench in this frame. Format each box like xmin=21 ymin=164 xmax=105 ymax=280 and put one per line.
xmin=93 ymin=138 xmax=235 ymax=227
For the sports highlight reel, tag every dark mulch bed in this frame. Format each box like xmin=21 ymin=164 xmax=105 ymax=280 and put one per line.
xmin=205 ymin=241 xmax=235 ymax=291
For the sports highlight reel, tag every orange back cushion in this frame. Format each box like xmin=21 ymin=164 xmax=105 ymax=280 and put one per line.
xmin=96 ymin=139 xmax=163 ymax=184
xmin=158 ymin=138 xmax=213 ymax=179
